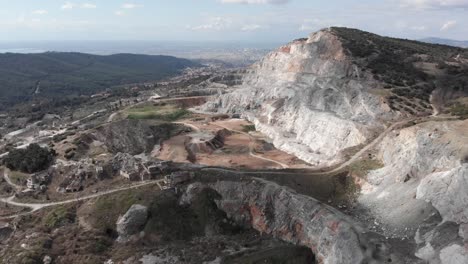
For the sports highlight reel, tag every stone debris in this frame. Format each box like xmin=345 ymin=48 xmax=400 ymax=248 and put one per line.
xmin=42 ymin=255 xmax=52 ymax=264
xmin=116 ymin=204 xmax=149 ymax=243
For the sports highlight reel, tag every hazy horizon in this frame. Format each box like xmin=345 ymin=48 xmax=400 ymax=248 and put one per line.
xmin=0 ymin=34 xmax=466 ymax=57
xmin=1 ymin=0 xmax=468 ymax=43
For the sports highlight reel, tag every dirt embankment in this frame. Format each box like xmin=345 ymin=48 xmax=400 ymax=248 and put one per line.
xmin=185 ymin=129 xmax=232 ymax=162
xmin=94 ymin=119 xmax=186 ymax=155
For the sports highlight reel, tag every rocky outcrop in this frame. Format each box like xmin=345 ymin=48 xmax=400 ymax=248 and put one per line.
xmin=185 ymin=129 xmax=231 ymax=157
xmin=357 ymin=119 xmax=468 ymax=262
xmin=415 ymin=220 xmax=465 ymax=264
xmin=197 ymin=29 xmax=395 ymax=167
xmin=185 ymin=180 xmax=394 ymax=264
xmin=417 ymin=165 xmax=468 ymax=224
xmin=94 ymin=119 xmax=184 ymax=155
xmin=0 ymin=225 xmax=13 ymax=242
xmin=116 ymin=204 xmax=148 ymax=242
xmin=439 ymin=244 xmax=468 ymax=264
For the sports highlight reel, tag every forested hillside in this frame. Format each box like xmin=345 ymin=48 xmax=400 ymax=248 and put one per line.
xmin=0 ymin=52 xmax=199 ymax=110
xmin=332 ymin=27 xmax=468 ymax=114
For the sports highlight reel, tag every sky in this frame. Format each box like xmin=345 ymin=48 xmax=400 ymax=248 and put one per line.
xmin=0 ymin=0 xmax=467 ymax=43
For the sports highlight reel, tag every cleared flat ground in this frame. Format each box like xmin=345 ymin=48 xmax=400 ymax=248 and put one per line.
xmin=157 ymin=116 xmax=312 ymax=169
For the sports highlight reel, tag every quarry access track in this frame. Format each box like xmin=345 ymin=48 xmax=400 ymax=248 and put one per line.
xmin=2 ymin=170 xmax=23 ymax=191
xmin=210 ymin=123 xmax=290 ymax=169
xmin=0 ymin=117 xmax=418 ymax=219
xmin=172 ymin=120 xmax=290 ymax=168
xmin=0 ymin=180 xmax=164 ymax=220
xmin=204 ymin=118 xmax=416 ymax=176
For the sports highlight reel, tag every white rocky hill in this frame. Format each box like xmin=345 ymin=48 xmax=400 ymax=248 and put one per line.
xmin=359 ymin=119 xmax=468 ymax=264
xmin=198 ymin=29 xmax=397 ymax=167
xmin=198 ymin=27 xmax=468 ymax=263
xmin=198 ymin=27 xmax=468 ymax=168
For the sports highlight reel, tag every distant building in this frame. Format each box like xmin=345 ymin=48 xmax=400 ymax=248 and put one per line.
xmin=95 ymin=166 xmax=105 ymax=180
xmin=26 ymin=177 xmax=39 ymax=190
xmin=140 ymin=160 xmax=175 ymax=180
xmin=120 ymin=167 xmax=140 ymax=181
xmin=27 ymin=172 xmax=50 ymax=190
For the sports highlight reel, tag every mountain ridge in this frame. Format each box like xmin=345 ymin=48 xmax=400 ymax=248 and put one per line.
xmin=0 ymin=52 xmax=200 ymax=110
xmin=419 ymin=37 xmax=468 ymax=48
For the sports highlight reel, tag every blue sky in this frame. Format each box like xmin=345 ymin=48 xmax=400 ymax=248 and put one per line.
xmin=0 ymin=0 xmax=467 ymax=42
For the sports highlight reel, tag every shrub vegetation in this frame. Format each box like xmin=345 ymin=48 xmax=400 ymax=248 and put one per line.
xmin=4 ymin=143 xmax=54 ymax=173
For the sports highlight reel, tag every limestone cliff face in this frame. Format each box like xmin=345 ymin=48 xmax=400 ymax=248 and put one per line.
xmin=358 ymin=119 xmax=468 ymax=263
xmin=198 ymin=29 xmax=395 ymax=167
xmin=183 ymin=180 xmax=393 ymax=264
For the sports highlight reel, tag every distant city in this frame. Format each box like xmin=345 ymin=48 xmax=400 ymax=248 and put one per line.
xmin=0 ymin=40 xmax=283 ymax=66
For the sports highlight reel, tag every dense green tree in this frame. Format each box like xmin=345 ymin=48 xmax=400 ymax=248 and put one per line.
xmin=4 ymin=144 xmax=54 ymax=173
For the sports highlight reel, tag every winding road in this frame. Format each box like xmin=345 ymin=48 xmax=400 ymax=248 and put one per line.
xmin=172 ymin=120 xmax=289 ymax=168
xmin=318 ymin=118 xmax=413 ymax=175
xmin=211 ymin=123 xmax=290 ymax=169
xmin=173 ymin=121 xmax=201 ymax=132
xmin=203 ymin=118 xmax=415 ymax=176
xmin=0 ymin=180 xmax=164 ymax=220
xmin=3 ymin=169 xmax=23 ymax=191
xmin=0 ymin=114 xmax=415 ymax=220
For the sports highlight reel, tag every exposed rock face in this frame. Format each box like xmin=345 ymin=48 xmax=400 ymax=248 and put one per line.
xmin=439 ymin=244 xmax=468 ymax=264
xmin=417 ymin=165 xmax=468 ymax=225
xmin=358 ymin=119 xmax=468 ymax=262
xmin=198 ymin=29 xmax=395 ymax=167
xmin=185 ymin=129 xmax=231 ymax=158
xmin=43 ymin=255 xmax=52 ymax=264
xmin=94 ymin=119 xmax=184 ymax=155
xmin=359 ymin=120 xmax=468 ymax=229
xmin=186 ymin=180 xmax=393 ymax=264
xmin=0 ymin=225 xmax=13 ymax=242
xmin=116 ymin=204 xmax=148 ymax=242
xmin=415 ymin=221 xmax=464 ymax=264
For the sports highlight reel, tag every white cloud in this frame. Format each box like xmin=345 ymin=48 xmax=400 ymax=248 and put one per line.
xmin=81 ymin=3 xmax=97 ymax=9
xmin=61 ymin=2 xmax=97 ymax=10
xmin=61 ymin=2 xmax=75 ymax=9
xmin=115 ymin=10 xmax=125 ymax=16
xmin=189 ymin=17 xmax=233 ymax=31
xmin=122 ymin=3 xmax=143 ymax=9
xmin=0 ymin=14 xmax=93 ymax=31
xmin=32 ymin=10 xmax=48 ymax=15
xmin=221 ymin=0 xmax=290 ymax=4
xmin=400 ymin=0 xmax=468 ymax=9
xmin=440 ymin=20 xmax=457 ymax=31
xmin=241 ymin=24 xmax=262 ymax=31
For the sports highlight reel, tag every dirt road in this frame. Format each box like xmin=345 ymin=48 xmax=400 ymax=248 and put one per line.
xmin=0 ymin=180 xmax=164 ymax=220
xmin=2 ymin=169 xmax=23 ymax=191
xmin=211 ymin=123 xmax=290 ymax=169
